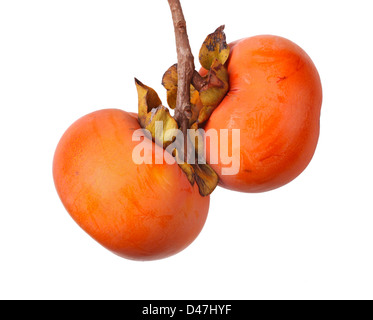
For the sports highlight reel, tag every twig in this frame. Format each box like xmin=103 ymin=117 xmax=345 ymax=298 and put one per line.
xmin=167 ymin=0 xmax=195 ymax=162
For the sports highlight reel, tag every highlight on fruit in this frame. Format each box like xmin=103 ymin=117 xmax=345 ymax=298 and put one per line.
xmin=53 ymin=0 xmax=322 ymax=261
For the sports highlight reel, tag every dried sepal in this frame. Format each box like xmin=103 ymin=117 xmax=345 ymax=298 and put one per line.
xmin=199 ymin=59 xmax=229 ymax=108
xmin=199 ymin=25 xmax=230 ymax=71
xmin=188 ymin=123 xmax=205 ymax=158
xmin=188 ymin=27 xmax=230 ymax=126
xmin=162 ymin=64 xmax=202 ymax=124
xmin=162 ymin=64 xmax=178 ymax=110
xmin=177 ymin=161 xmax=219 ymax=197
xmin=173 ymin=135 xmax=218 ymax=196
xmin=173 ymin=148 xmax=196 ymax=186
xmin=193 ymin=163 xmax=219 ymax=196
xmin=189 ymin=91 xmax=203 ymax=125
xmin=145 ymin=106 xmax=178 ymax=148
xmin=162 ymin=64 xmax=203 ymax=125
xmin=180 ymin=163 xmax=196 ymax=186
xmin=135 ymin=78 xmax=163 ymax=127
xmin=135 ymin=79 xmax=178 ymax=148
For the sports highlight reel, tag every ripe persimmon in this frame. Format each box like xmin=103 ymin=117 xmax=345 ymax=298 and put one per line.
xmin=53 ymin=109 xmax=209 ymax=261
xmin=204 ymin=35 xmax=323 ymax=193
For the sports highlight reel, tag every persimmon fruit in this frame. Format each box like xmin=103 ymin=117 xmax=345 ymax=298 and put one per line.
xmin=53 ymin=109 xmax=209 ymax=261
xmin=204 ymin=35 xmax=323 ymax=193
xmin=53 ymin=17 xmax=323 ymax=261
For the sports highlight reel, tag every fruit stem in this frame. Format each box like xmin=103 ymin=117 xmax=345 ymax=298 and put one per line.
xmin=192 ymin=71 xmax=207 ymax=91
xmin=167 ymin=0 xmax=195 ymax=162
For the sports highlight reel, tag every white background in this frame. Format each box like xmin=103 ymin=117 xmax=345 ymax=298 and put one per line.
xmin=1 ymin=0 xmax=372 ymax=300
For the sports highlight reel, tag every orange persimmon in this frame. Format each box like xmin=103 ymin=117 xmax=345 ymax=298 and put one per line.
xmin=204 ymin=35 xmax=323 ymax=193
xmin=53 ymin=109 xmax=209 ymax=261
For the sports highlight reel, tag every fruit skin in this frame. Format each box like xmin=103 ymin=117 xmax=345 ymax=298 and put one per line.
xmin=204 ymin=35 xmax=323 ymax=193
xmin=53 ymin=109 xmax=209 ymax=261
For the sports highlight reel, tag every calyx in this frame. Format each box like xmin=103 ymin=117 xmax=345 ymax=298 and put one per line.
xmin=135 ymin=26 xmax=230 ymax=197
